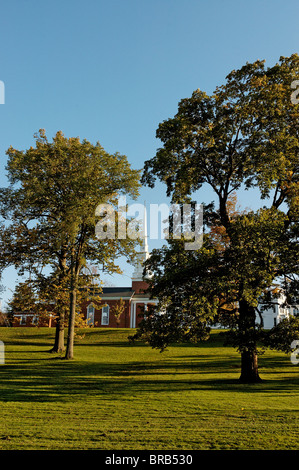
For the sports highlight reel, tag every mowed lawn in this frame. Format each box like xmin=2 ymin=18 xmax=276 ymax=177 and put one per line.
xmin=0 ymin=327 xmax=298 ymax=450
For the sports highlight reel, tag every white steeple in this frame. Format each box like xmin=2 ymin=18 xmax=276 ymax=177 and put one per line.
xmin=132 ymin=202 xmax=150 ymax=282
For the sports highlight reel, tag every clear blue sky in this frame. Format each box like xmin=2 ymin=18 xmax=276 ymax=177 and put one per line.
xmin=0 ymin=0 xmax=298 ymax=306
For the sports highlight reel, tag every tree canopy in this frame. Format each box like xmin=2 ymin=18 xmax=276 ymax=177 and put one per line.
xmin=135 ymin=55 xmax=299 ymax=383
xmin=0 ymin=130 xmax=141 ymax=357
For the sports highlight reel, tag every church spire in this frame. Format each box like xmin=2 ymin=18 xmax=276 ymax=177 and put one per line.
xmin=143 ymin=201 xmax=149 ymax=254
xmin=131 ymin=202 xmax=150 ymax=282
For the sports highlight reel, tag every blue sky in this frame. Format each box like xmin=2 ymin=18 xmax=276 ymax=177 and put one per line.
xmin=0 ymin=0 xmax=298 ymax=306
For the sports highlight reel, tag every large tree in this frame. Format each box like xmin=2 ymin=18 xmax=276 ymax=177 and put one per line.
xmin=137 ymin=55 xmax=299 ymax=383
xmin=0 ymin=221 xmax=71 ymax=351
xmin=0 ymin=130 xmax=141 ymax=358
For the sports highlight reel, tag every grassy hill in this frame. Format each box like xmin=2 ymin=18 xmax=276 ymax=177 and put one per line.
xmin=0 ymin=327 xmax=298 ymax=450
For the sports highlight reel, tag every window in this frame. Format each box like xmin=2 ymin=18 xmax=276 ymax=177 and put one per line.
xmin=101 ymin=305 xmax=109 ymax=325
xmin=87 ymin=305 xmax=95 ymax=325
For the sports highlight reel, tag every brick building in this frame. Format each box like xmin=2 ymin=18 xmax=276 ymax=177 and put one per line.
xmin=82 ymin=216 xmax=158 ymax=328
xmin=82 ymin=280 xmax=156 ymax=328
xmin=12 ymin=209 xmax=157 ymax=328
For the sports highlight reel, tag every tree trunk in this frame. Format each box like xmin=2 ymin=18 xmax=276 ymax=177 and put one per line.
xmin=65 ymin=287 xmax=76 ymax=359
xmin=238 ymin=300 xmax=262 ymax=383
xmin=50 ymin=308 xmax=65 ymax=353
xmin=239 ymin=349 xmax=262 ymax=383
xmin=51 ymin=253 xmax=67 ymax=353
xmin=64 ymin=231 xmax=84 ymax=360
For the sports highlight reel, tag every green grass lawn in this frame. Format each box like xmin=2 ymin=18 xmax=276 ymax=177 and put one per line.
xmin=0 ymin=327 xmax=298 ymax=450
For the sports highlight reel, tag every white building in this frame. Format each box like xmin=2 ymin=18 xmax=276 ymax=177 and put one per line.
xmin=257 ymin=289 xmax=298 ymax=329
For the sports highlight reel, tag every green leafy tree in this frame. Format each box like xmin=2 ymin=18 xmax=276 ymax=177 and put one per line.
xmin=7 ymin=271 xmax=102 ymax=336
xmin=0 ymin=130 xmax=141 ymax=358
xmin=138 ymin=55 xmax=299 ymax=383
xmin=263 ymin=316 xmax=299 ymax=354
xmin=0 ymin=218 xmax=71 ymax=350
xmin=6 ymin=280 xmax=41 ymax=325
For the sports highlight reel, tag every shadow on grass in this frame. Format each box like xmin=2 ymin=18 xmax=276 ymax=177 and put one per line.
xmin=1 ymin=353 xmax=299 ymax=405
xmin=1 ymin=328 xmax=298 ymax=404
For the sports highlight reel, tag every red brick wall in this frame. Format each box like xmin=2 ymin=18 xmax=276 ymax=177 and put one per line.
xmin=12 ymin=315 xmax=53 ymax=327
xmin=12 ymin=296 xmax=150 ymax=329
xmin=82 ymin=298 xmax=131 ymax=328
xmin=131 ymin=280 xmax=149 ymax=294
